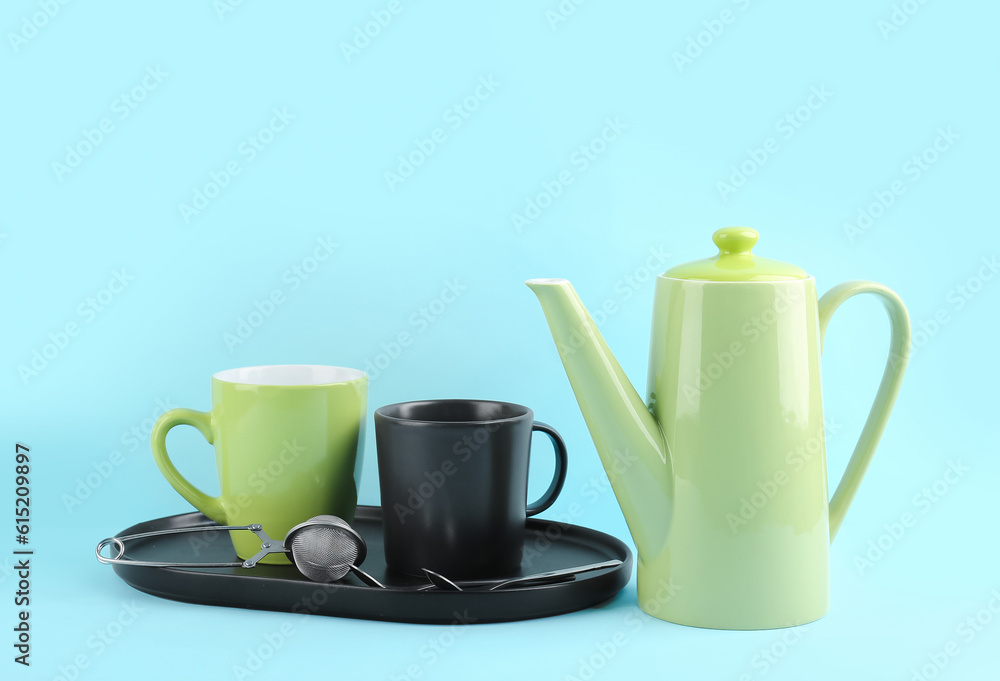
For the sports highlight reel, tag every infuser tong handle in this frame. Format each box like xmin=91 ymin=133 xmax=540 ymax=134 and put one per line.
xmin=95 ymin=524 xmax=286 ymax=569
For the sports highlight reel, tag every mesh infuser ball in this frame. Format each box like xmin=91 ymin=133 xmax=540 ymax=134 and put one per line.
xmin=285 ymin=515 xmax=367 ymax=583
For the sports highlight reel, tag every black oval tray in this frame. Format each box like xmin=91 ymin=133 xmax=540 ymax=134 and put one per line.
xmin=106 ymin=506 xmax=632 ymax=624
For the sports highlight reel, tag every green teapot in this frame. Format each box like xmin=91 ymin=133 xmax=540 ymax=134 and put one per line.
xmin=527 ymin=227 xmax=910 ymax=630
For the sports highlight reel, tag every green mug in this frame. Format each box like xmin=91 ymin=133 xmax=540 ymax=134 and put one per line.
xmin=150 ymin=365 xmax=367 ymax=564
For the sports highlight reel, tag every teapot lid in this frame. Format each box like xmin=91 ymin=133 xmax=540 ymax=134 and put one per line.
xmin=663 ymin=227 xmax=809 ymax=282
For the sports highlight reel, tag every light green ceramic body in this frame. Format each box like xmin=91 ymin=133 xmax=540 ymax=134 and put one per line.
xmin=527 ymin=273 xmax=909 ymax=629
xmin=151 ymin=366 xmax=367 ymax=565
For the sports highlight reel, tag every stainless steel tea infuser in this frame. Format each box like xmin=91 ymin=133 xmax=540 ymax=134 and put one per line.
xmin=97 ymin=514 xmax=623 ymax=591
xmin=96 ymin=514 xmax=385 ymax=588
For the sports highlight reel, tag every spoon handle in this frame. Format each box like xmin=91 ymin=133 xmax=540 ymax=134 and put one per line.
xmin=349 ymin=565 xmax=386 ymax=589
xmin=487 ymin=559 xmax=622 ymax=591
xmin=418 ymin=559 xmax=623 ymax=591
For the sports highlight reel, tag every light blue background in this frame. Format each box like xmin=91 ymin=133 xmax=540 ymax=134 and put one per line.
xmin=3 ymin=1 xmax=998 ymax=680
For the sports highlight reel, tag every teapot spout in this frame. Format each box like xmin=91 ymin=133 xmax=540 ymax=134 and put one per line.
xmin=526 ymin=278 xmax=672 ymax=560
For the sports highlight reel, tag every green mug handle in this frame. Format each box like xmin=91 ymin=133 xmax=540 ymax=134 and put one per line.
xmin=150 ymin=408 xmax=227 ymax=524
xmin=818 ymin=281 xmax=911 ymax=541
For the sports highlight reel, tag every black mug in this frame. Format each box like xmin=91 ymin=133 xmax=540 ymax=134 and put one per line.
xmin=374 ymin=399 xmax=568 ymax=579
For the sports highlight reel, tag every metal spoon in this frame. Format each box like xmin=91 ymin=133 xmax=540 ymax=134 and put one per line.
xmin=421 ymin=559 xmax=622 ymax=592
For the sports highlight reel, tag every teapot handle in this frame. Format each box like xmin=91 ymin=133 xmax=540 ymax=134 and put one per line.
xmin=818 ymin=281 xmax=911 ymax=541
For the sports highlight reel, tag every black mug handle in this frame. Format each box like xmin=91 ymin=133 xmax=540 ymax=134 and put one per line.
xmin=526 ymin=421 xmax=568 ymax=517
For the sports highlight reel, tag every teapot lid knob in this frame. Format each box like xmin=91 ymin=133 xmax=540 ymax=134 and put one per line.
xmin=663 ymin=226 xmax=808 ymax=281
xmin=712 ymin=227 xmax=758 ymax=256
